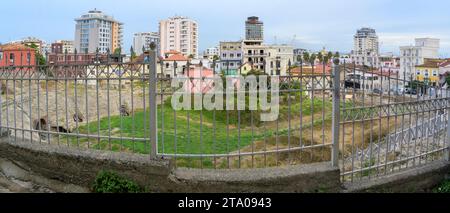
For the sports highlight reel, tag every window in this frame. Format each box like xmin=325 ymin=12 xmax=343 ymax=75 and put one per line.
xmin=0 ymin=52 xmax=3 ymax=61
xmin=9 ymin=53 xmax=15 ymax=64
xmin=432 ymin=70 xmax=437 ymax=76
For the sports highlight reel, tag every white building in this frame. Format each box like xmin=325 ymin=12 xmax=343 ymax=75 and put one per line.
xmin=74 ymin=9 xmax=124 ymax=54
xmin=159 ymin=16 xmax=198 ymax=58
xmin=351 ymin=28 xmax=379 ymax=67
xmin=159 ymin=50 xmax=189 ymax=77
xmin=202 ymin=46 xmax=219 ymax=61
xmin=133 ymin=32 xmax=160 ymax=55
xmin=379 ymin=52 xmax=400 ymax=73
xmin=266 ymin=45 xmax=294 ymax=76
xmin=400 ymin=38 xmax=440 ymax=81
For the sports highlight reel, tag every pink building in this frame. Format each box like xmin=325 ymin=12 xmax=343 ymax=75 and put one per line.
xmin=184 ymin=66 xmax=215 ymax=94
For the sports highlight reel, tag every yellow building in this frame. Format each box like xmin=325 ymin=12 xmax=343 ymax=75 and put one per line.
xmin=415 ymin=59 xmax=443 ymax=86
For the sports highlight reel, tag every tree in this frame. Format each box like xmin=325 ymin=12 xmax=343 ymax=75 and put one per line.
xmin=327 ymin=52 xmax=333 ymax=61
xmin=302 ymin=52 xmax=310 ymax=64
xmin=114 ymin=47 xmax=122 ymax=55
xmin=310 ymin=53 xmax=317 ymax=65
xmin=213 ymin=55 xmax=220 ymax=62
xmin=334 ymin=51 xmax=340 ymax=58
xmin=188 ymin=54 xmax=195 ymax=59
xmin=25 ymin=43 xmax=46 ymax=65
xmin=317 ymin=52 xmax=323 ymax=63
xmin=296 ymin=55 xmax=302 ymax=63
xmin=446 ymin=75 xmax=450 ymax=86
xmin=130 ymin=46 xmax=137 ymax=61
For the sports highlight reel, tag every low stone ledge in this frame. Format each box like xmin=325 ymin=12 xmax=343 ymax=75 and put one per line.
xmin=343 ymin=160 xmax=450 ymax=193
xmin=171 ymin=162 xmax=341 ymax=193
xmin=0 ymin=138 xmax=174 ymax=192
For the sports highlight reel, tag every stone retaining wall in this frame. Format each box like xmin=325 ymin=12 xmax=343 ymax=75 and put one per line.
xmin=0 ymin=138 xmax=341 ymax=193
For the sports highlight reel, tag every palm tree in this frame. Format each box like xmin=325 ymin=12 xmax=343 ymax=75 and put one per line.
xmin=317 ymin=52 xmax=324 ymax=63
xmin=302 ymin=52 xmax=310 ymax=65
xmin=327 ymin=52 xmax=333 ymax=62
xmin=334 ymin=51 xmax=340 ymax=58
xmin=310 ymin=53 xmax=317 ymax=65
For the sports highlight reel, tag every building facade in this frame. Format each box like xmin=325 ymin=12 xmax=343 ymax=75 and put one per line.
xmin=415 ymin=58 xmax=444 ymax=87
xmin=293 ymin=48 xmax=308 ymax=64
xmin=159 ymin=50 xmax=189 ymax=77
xmin=242 ymin=40 xmax=268 ymax=73
xmin=266 ymin=45 xmax=294 ymax=76
xmin=51 ymin=40 xmax=74 ymax=54
xmin=379 ymin=53 xmax=400 ymax=73
xmin=203 ymin=46 xmax=219 ymax=61
xmin=245 ymin=16 xmax=264 ymax=41
xmin=74 ymin=9 xmax=124 ymax=54
xmin=0 ymin=44 xmax=36 ymax=67
xmin=400 ymin=38 xmax=440 ymax=82
xmin=133 ymin=32 xmax=160 ymax=55
xmin=219 ymin=41 xmax=243 ymax=75
xmin=351 ymin=28 xmax=379 ymax=67
xmin=159 ymin=16 xmax=198 ymax=58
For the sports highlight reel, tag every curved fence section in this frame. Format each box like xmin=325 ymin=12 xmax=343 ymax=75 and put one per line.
xmin=0 ymin=50 xmax=448 ymax=183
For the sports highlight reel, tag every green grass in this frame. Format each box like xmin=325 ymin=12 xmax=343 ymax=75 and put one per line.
xmin=433 ymin=178 xmax=450 ymax=193
xmin=65 ymin=95 xmax=333 ymax=158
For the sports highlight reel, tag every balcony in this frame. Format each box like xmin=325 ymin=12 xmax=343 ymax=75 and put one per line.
xmin=244 ymin=52 xmax=268 ymax=57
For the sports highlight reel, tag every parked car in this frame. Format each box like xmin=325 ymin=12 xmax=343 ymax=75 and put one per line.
xmin=373 ymin=88 xmax=382 ymax=94
xmin=405 ymin=88 xmax=417 ymax=95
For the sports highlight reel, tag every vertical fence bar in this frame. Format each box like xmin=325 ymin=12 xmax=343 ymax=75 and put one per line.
xmin=149 ymin=49 xmax=158 ymax=159
xmin=446 ymin=102 xmax=450 ymax=161
xmin=331 ymin=59 xmax=340 ymax=167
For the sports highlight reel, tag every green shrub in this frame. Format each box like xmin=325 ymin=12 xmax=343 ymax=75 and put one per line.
xmin=92 ymin=171 xmax=144 ymax=193
xmin=433 ymin=179 xmax=450 ymax=193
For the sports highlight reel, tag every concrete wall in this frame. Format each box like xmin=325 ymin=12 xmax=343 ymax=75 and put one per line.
xmin=0 ymin=137 xmax=448 ymax=193
xmin=0 ymin=138 xmax=341 ymax=193
xmin=343 ymin=161 xmax=450 ymax=193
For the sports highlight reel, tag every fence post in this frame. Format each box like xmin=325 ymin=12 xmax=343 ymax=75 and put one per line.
xmin=149 ymin=49 xmax=158 ymax=159
xmin=331 ymin=59 xmax=341 ymax=167
xmin=446 ymin=99 xmax=450 ymax=161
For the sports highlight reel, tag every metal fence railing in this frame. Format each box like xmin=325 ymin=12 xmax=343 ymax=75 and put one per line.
xmin=0 ymin=50 xmax=449 ymax=182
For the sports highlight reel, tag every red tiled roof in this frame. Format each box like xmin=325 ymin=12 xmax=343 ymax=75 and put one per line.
xmin=0 ymin=43 xmax=34 ymax=51
xmin=162 ymin=53 xmax=188 ymax=61
xmin=165 ymin=50 xmax=181 ymax=55
xmin=289 ymin=66 xmax=332 ymax=75
xmin=439 ymin=59 xmax=450 ymax=67
xmin=371 ymin=70 xmax=398 ymax=77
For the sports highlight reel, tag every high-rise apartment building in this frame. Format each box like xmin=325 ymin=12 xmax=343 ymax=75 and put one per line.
xmin=351 ymin=27 xmax=379 ymax=67
xmin=245 ymin=16 xmax=264 ymax=41
xmin=159 ymin=16 xmax=198 ymax=57
xmin=133 ymin=32 xmax=160 ymax=55
xmin=74 ymin=9 xmax=123 ymax=54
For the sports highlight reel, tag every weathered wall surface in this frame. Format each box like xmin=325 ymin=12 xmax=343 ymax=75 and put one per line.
xmin=0 ymin=138 xmax=341 ymax=193
xmin=0 ymin=137 xmax=448 ymax=193
xmin=343 ymin=161 xmax=450 ymax=193
xmin=171 ymin=163 xmax=341 ymax=193
xmin=0 ymin=138 xmax=174 ymax=192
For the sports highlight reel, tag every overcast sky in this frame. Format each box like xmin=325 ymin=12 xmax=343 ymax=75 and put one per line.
xmin=1 ymin=0 xmax=450 ymax=56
